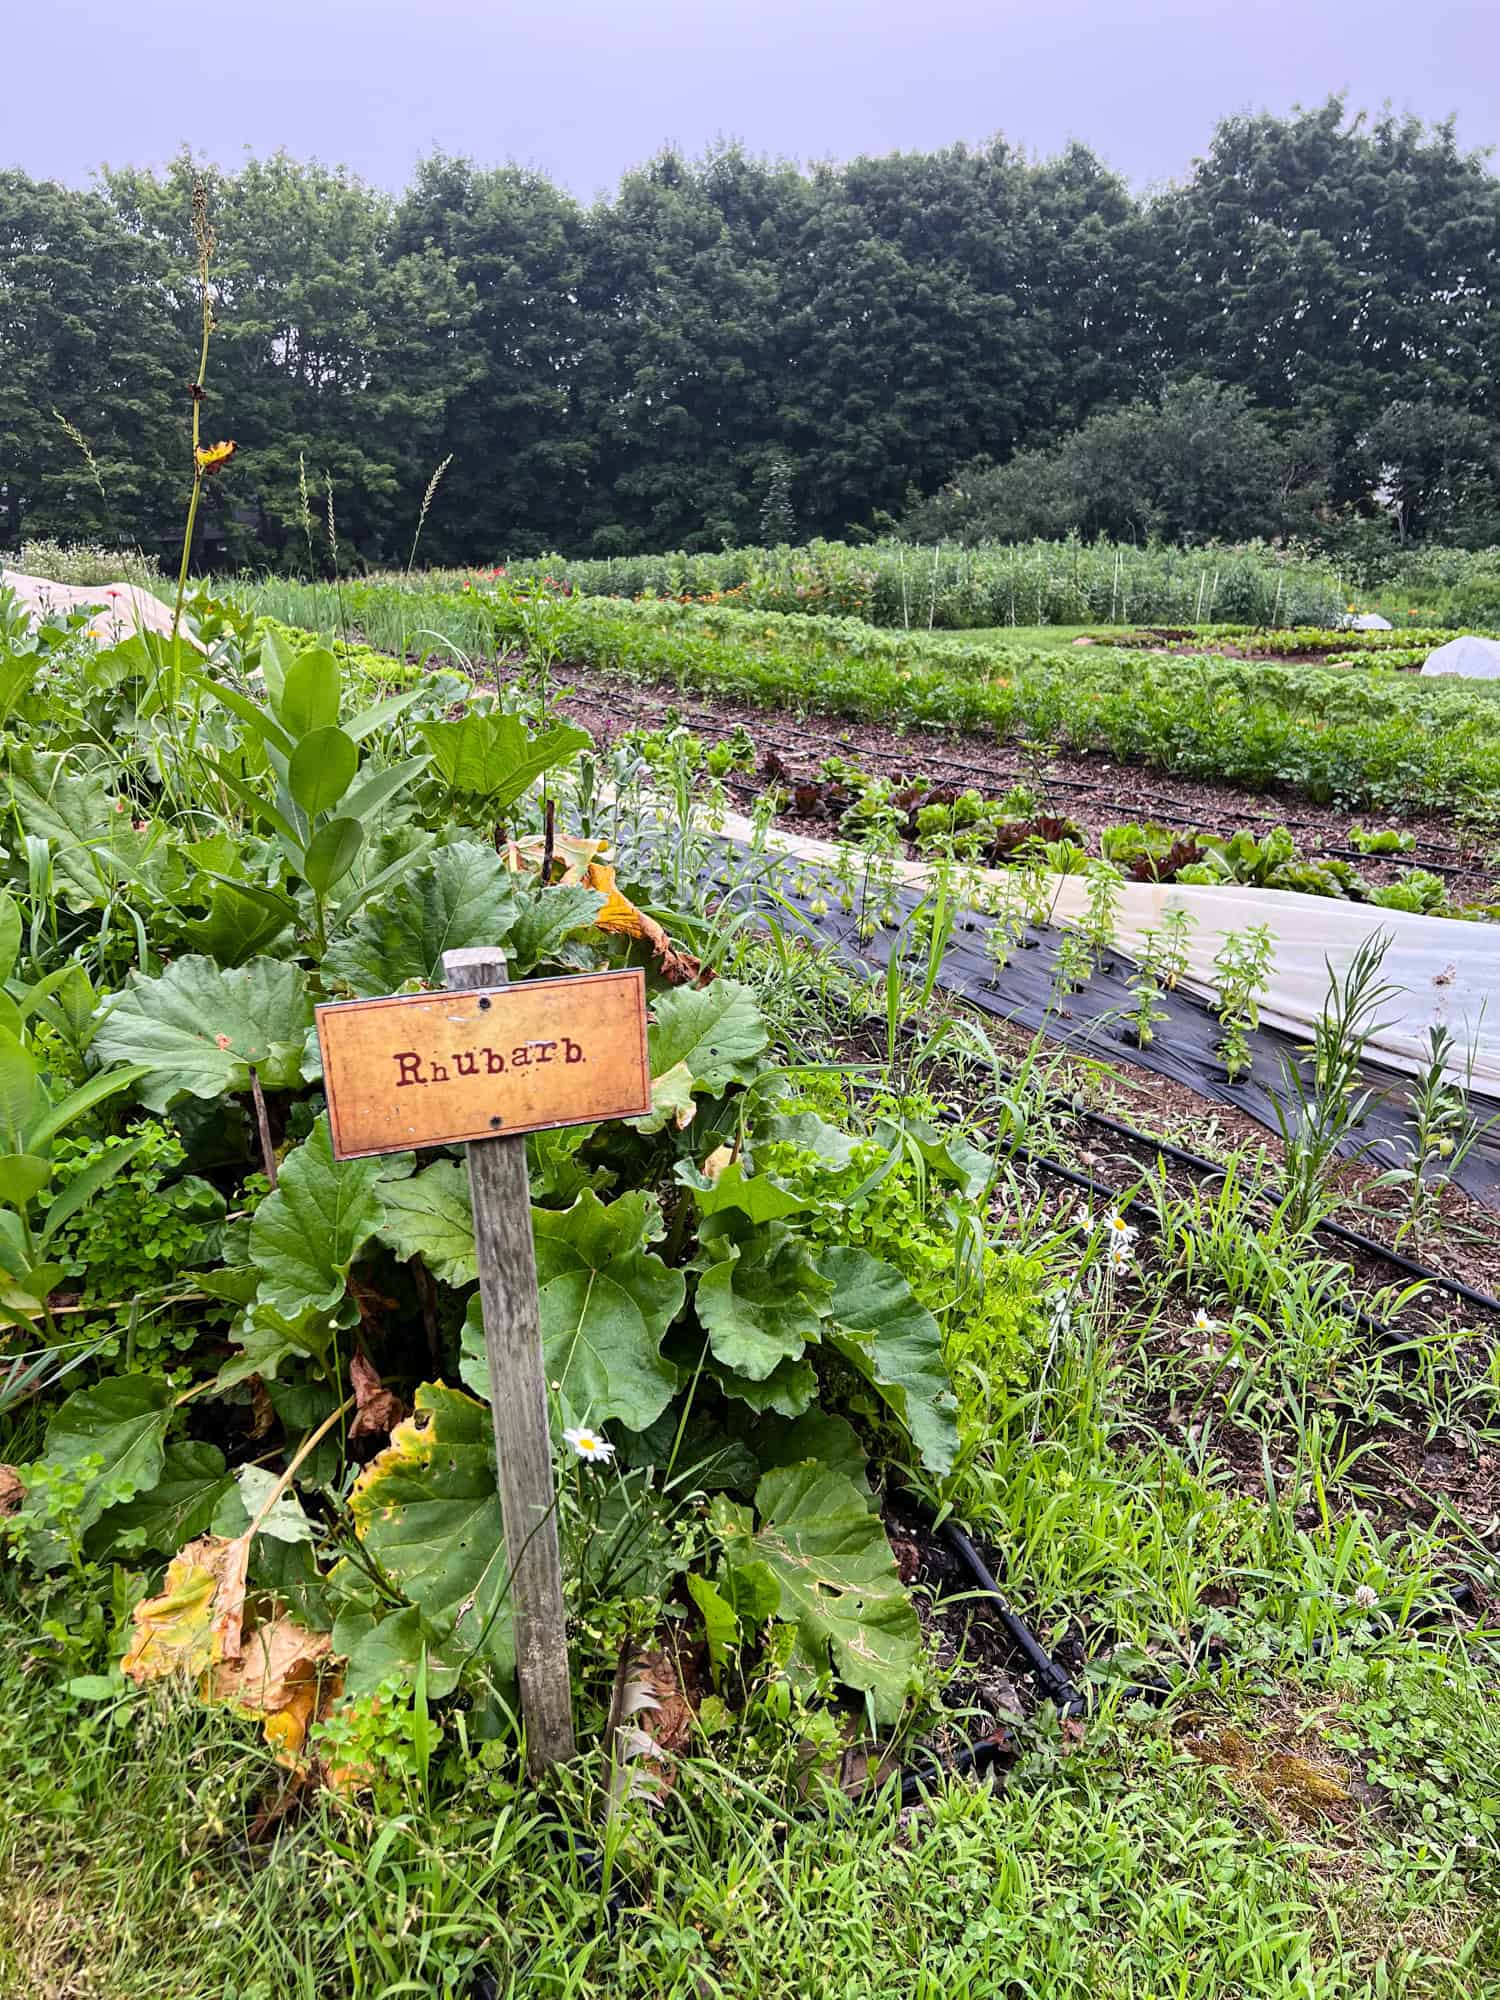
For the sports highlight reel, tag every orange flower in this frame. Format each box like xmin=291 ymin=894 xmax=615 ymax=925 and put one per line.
xmin=195 ymin=439 xmax=237 ymax=475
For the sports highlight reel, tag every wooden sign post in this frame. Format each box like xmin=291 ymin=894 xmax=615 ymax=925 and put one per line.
xmin=315 ymin=954 xmax=651 ymax=1774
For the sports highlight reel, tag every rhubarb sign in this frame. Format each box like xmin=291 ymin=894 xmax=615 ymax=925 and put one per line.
xmin=315 ymin=967 xmax=649 ymax=1160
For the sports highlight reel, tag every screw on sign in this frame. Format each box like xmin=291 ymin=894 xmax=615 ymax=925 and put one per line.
xmin=315 ymin=951 xmax=651 ymax=1771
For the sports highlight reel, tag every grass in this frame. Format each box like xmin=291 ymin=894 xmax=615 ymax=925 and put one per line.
xmin=926 ymin=623 xmax=1109 ymax=649
xmin=4 ymin=1585 xmax=1495 ymax=1999
xmin=8 ymin=937 xmax=1500 ymax=1997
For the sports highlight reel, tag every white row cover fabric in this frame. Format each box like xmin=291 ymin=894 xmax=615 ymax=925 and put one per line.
xmin=1 ymin=569 xmax=202 ymax=651
xmin=1339 ymin=613 xmax=1392 ymax=631
xmin=1421 ymin=635 xmax=1500 ymax=680
xmin=716 ymin=809 xmax=1500 ymax=1097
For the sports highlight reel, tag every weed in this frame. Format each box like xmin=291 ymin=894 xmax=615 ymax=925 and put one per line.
xmin=1275 ymin=934 xmax=1398 ymax=1233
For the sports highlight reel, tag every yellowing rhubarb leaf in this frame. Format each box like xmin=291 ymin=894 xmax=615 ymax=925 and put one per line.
xmin=504 ymin=831 xmax=606 ymax=886
xmin=505 ymin=832 xmax=705 ymax=984
xmin=584 ymin=861 xmax=704 ymax=985
xmin=122 ymin=1537 xmax=341 ymax=1768
xmin=122 ymin=1531 xmax=251 ymax=1682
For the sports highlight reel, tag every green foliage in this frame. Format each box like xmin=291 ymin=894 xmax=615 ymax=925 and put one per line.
xmin=196 ymin=633 xmax=430 ymax=925
xmin=503 ymin=884 xmax=607 ymax=974
xmin=270 ymin=580 xmax=1500 ymax=815
xmin=1348 ymin=824 xmax=1417 ymax=855
xmin=15 ymin=1374 xmax=174 ymax=1568
xmin=11 ymin=539 xmax=162 ymax=586
xmin=247 ymin=1115 xmax=391 ymax=1322
xmin=1213 ymin=924 xmax=1276 ymax=1083
xmin=417 ymin=710 xmax=590 ymax=807
xmin=375 ymin=1159 xmax=475 ymax=1285
xmin=0 ymin=595 xmax=976 ymax=1751
xmin=92 ymin=957 xmax=313 ymax=1111
xmin=0 ymin=1024 xmax=149 ymax=1326
xmin=461 ymin=1189 xmax=684 ymax=1431
xmin=818 ymin=1245 xmax=958 ymax=1477
xmin=321 ymin=840 xmax=519 ymax=996
xmin=88 ymin=1439 xmax=234 ymax=1557
xmin=634 ymin=978 xmax=770 ymax=1133
xmin=693 ymin=1211 xmax=833 ymax=1392
xmin=905 ymin=378 xmax=1334 ymax=547
xmin=44 ymin=1122 xmax=225 ymax=1302
xmin=1368 ymin=867 xmax=1450 ymax=915
xmin=717 ymin=1462 xmax=921 ymax=1722
xmin=9 ymin=104 xmax=1500 ymax=565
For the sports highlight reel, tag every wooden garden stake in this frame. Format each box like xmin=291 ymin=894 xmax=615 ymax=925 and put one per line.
xmin=314 ymin=948 xmax=650 ymax=1773
xmin=442 ymin=946 xmax=575 ymax=1771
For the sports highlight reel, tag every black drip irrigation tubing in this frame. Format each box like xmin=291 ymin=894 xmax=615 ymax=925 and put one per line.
xmin=1062 ymin=1097 xmax=1500 ymax=1321
xmin=464 ymin=823 xmax=1497 ymax=1973
xmin=939 ymin=1521 xmax=1087 ymax=1719
xmin=842 ymin=1048 xmax=1485 ymax=1350
xmin=465 ymin=1515 xmax=1084 ymax=1987
xmin=683 ymin=829 xmax=1500 ymax=1317
xmin=677 ymin=823 xmax=1500 ymax=1322
xmin=998 ymin=1130 xmax=1397 ymax=1350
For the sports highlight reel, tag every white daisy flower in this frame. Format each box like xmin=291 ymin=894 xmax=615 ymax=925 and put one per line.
xmin=1193 ymin=1307 xmax=1224 ymax=1336
xmin=1107 ymin=1240 xmax=1134 ymax=1275
xmin=564 ymin=1425 xmax=616 ymax=1466
xmin=1105 ymin=1210 xmax=1138 ymax=1244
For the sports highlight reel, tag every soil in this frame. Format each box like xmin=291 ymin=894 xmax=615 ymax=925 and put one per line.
xmin=1133 ymin=1340 xmax=1500 ymax=1550
xmin=883 ymin=1490 xmax=1034 ymax=1739
xmin=822 ymin=1007 xmax=1500 ymax=1567
xmin=1048 ymin=1079 xmax=1500 ymax=1303
xmin=831 ymin=986 xmax=1500 ymax=1302
xmin=545 ymin=672 xmax=1500 ymax=908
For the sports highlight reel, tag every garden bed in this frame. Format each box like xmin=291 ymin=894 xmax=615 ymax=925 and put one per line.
xmin=547 ymin=673 xmax=1500 ymax=908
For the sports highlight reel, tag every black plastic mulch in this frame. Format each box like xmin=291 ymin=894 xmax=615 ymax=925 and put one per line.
xmin=711 ymin=844 xmax=1500 ymax=1211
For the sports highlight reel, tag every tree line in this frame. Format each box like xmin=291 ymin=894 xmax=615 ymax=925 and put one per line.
xmin=3 ymin=98 xmax=1498 ymax=568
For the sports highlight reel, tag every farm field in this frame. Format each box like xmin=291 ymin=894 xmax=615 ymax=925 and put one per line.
xmin=2 ymin=556 xmax=1500 ymax=2000
xmin=254 ymin=536 xmax=1497 ymax=636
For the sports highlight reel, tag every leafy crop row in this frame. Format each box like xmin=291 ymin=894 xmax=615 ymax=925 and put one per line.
xmin=247 ymin=581 xmax=1500 ymax=816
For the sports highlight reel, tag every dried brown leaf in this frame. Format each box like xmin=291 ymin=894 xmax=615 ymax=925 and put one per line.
xmin=211 ymin=1616 xmax=337 ymax=1765
xmin=605 ymin=1641 xmax=697 ymax=1822
xmin=585 ymin=861 xmax=707 ymax=986
xmin=248 ymin=1378 xmax=276 ymax=1440
xmin=349 ymin=1352 xmax=405 ymax=1441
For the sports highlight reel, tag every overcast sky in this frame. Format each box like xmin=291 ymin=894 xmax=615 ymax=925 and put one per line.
xmin=9 ymin=0 xmax=1496 ymax=198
